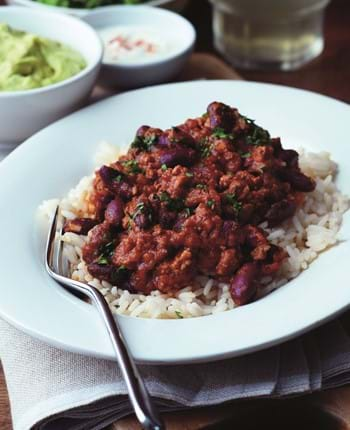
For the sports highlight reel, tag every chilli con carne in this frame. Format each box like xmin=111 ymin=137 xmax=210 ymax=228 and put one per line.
xmin=64 ymin=102 xmax=316 ymax=305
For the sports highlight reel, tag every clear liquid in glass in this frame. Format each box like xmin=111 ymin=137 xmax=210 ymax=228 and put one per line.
xmin=211 ymin=0 xmax=330 ymax=70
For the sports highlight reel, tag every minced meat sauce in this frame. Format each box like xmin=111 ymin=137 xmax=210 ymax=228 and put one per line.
xmin=64 ymin=102 xmax=316 ymax=305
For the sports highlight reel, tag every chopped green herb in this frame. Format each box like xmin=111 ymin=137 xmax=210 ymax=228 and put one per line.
xmin=159 ymin=191 xmax=171 ymax=203
xmin=96 ymin=241 xmax=115 ymax=265
xmin=112 ymin=174 xmax=123 ymax=183
xmin=207 ymin=199 xmax=215 ymax=210
xmin=199 ymin=138 xmax=212 ymax=158
xmin=161 ymin=164 xmax=168 ymax=171
xmin=122 ymin=159 xmax=144 ymax=174
xmin=225 ymin=193 xmax=242 ymax=214
xmin=159 ymin=191 xmax=185 ymax=212
xmin=131 ymin=134 xmax=158 ymax=151
xmin=184 ymin=207 xmax=194 ymax=217
xmin=196 ymin=183 xmax=207 ymax=190
xmin=212 ymin=127 xmax=234 ymax=141
xmin=131 ymin=202 xmax=145 ymax=220
xmin=240 ymin=152 xmax=251 ymax=159
xmin=185 ymin=172 xmax=194 ymax=177
xmin=241 ymin=115 xmax=255 ymax=125
xmin=96 ymin=255 xmax=108 ymax=265
xmin=116 ymin=265 xmax=128 ymax=275
xmin=175 ymin=310 xmax=184 ymax=319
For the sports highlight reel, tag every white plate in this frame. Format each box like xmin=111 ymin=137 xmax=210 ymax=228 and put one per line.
xmin=0 ymin=81 xmax=349 ymax=364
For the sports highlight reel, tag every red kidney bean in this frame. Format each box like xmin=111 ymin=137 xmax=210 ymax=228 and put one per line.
xmin=98 ymin=165 xmax=132 ymax=199
xmin=261 ymin=245 xmax=287 ymax=276
xmin=99 ymin=165 xmax=123 ymax=187
xmin=157 ymin=134 xmax=171 ymax=147
xmin=87 ymin=263 xmax=129 ymax=285
xmin=159 ymin=146 xmax=197 ymax=167
xmin=133 ymin=203 xmax=153 ymax=229
xmin=157 ymin=128 xmax=195 ymax=148
xmin=289 ymin=171 xmax=316 ymax=192
xmin=279 ymin=149 xmax=299 ymax=168
xmin=63 ymin=218 xmax=98 ymax=235
xmin=158 ymin=209 xmax=177 ymax=229
xmin=104 ymin=197 xmax=124 ymax=226
xmin=230 ymin=262 xmax=260 ymax=305
xmin=136 ymin=125 xmax=150 ymax=137
xmin=207 ymin=101 xmax=234 ymax=131
xmin=276 ymin=167 xmax=316 ymax=192
xmin=134 ymin=213 xmax=151 ymax=229
xmin=266 ymin=199 xmax=297 ymax=227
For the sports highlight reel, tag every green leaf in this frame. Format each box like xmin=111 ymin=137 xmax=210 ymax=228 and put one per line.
xmin=159 ymin=192 xmax=184 ymax=212
xmin=122 ymin=159 xmax=144 ymax=174
xmin=184 ymin=207 xmax=194 ymax=217
xmin=131 ymin=202 xmax=145 ymax=220
xmin=212 ymin=127 xmax=234 ymax=140
xmin=161 ymin=164 xmax=168 ymax=171
xmin=207 ymin=199 xmax=215 ymax=210
xmin=175 ymin=310 xmax=184 ymax=319
xmin=240 ymin=152 xmax=251 ymax=159
xmin=225 ymin=193 xmax=242 ymax=214
xmin=96 ymin=255 xmax=108 ymax=265
xmin=96 ymin=241 xmax=116 ymax=265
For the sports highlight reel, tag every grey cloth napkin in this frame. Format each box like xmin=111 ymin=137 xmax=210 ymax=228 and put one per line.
xmin=2 ymin=315 xmax=350 ymax=430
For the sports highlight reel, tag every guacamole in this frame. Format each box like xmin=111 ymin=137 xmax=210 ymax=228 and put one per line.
xmin=0 ymin=23 xmax=86 ymax=91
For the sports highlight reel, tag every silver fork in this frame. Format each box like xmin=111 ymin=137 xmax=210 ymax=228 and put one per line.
xmin=45 ymin=206 xmax=165 ymax=430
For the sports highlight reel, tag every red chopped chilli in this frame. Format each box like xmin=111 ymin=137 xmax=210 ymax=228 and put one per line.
xmin=64 ymin=102 xmax=316 ymax=305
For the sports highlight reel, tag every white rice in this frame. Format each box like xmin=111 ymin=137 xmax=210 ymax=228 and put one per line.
xmin=38 ymin=144 xmax=349 ymax=319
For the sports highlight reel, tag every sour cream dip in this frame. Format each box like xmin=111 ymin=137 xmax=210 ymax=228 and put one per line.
xmin=99 ymin=26 xmax=176 ymax=65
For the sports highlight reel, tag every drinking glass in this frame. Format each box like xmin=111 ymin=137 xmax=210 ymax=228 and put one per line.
xmin=210 ymin=0 xmax=331 ymax=70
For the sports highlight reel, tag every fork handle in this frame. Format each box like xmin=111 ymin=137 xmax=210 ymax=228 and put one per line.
xmin=89 ymin=286 xmax=165 ymax=430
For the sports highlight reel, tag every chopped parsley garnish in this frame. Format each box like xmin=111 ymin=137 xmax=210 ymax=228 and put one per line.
xmin=199 ymin=138 xmax=212 ymax=158
xmin=207 ymin=199 xmax=215 ymax=210
xmin=161 ymin=164 xmax=168 ymax=171
xmin=116 ymin=265 xmax=128 ymax=276
xmin=159 ymin=191 xmax=185 ymax=212
xmin=196 ymin=183 xmax=207 ymax=190
xmin=96 ymin=255 xmax=108 ymax=265
xmin=96 ymin=241 xmax=116 ymax=265
xmin=225 ymin=193 xmax=242 ymax=214
xmin=122 ymin=160 xmax=144 ymax=174
xmin=112 ymin=174 xmax=123 ymax=183
xmin=241 ymin=115 xmax=255 ymax=125
xmin=241 ymin=115 xmax=271 ymax=146
xmin=212 ymin=127 xmax=234 ymax=141
xmin=240 ymin=152 xmax=251 ymax=159
xmin=131 ymin=134 xmax=158 ymax=151
xmin=175 ymin=310 xmax=184 ymax=319
xmin=131 ymin=202 xmax=145 ymax=220
xmin=184 ymin=207 xmax=194 ymax=217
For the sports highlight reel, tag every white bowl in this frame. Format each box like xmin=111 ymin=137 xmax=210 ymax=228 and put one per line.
xmin=0 ymin=7 xmax=103 ymax=145
xmin=5 ymin=0 xmax=189 ymax=17
xmin=83 ymin=6 xmax=196 ymax=89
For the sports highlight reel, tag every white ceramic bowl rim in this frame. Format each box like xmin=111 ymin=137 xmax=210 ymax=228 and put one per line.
xmin=83 ymin=5 xmax=196 ymax=69
xmin=0 ymin=6 xmax=103 ymax=97
xmin=5 ymin=0 xmax=185 ymax=17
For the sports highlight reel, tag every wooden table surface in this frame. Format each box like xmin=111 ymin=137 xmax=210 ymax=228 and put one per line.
xmin=1 ymin=0 xmax=350 ymax=429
